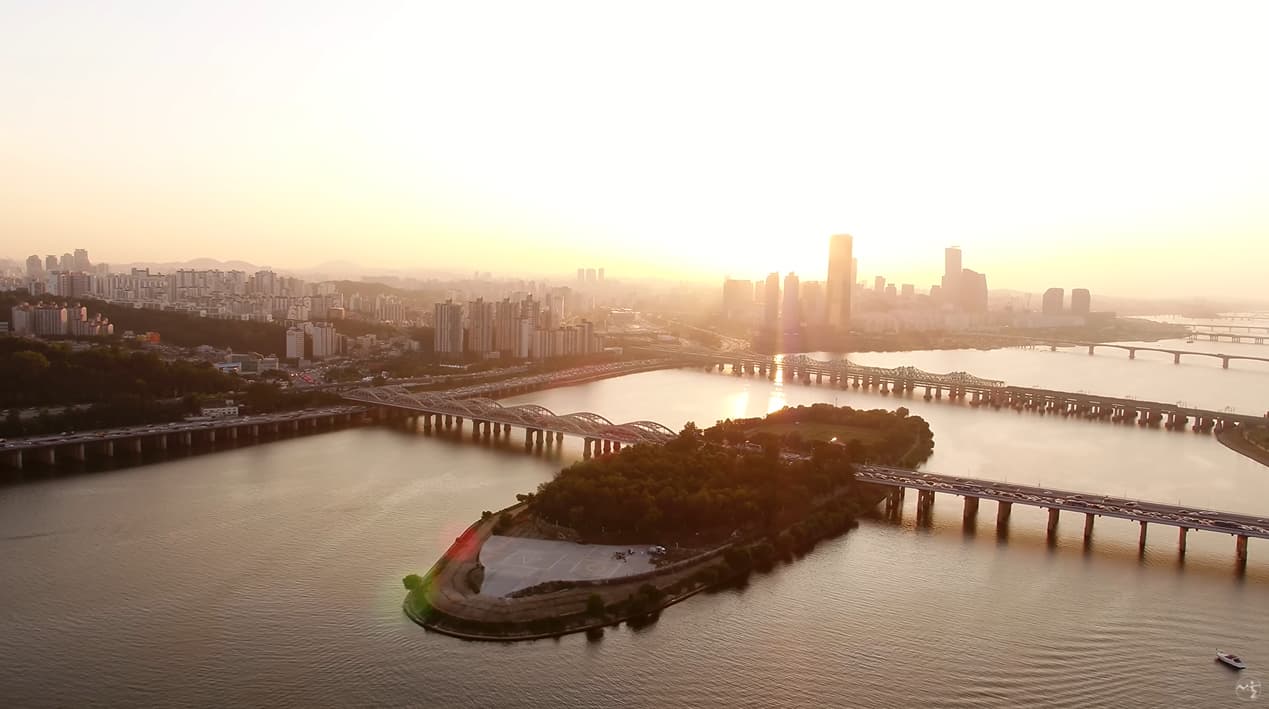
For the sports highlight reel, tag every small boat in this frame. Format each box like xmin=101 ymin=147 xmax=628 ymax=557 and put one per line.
xmin=1217 ymin=650 xmax=1247 ymax=670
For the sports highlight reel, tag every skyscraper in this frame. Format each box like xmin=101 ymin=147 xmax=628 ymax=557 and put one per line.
xmin=800 ymin=281 xmax=824 ymax=326
xmin=943 ymin=246 xmax=963 ymax=306
xmin=763 ymin=272 xmax=780 ymax=331
xmin=874 ymin=276 xmax=886 ymax=292
xmin=1071 ymin=289 xmax=1091 ymax=315
xmin=825 ymin=234 xmax=853 ymax=330
xmin=1042 ymin=288 xmax=1065 ymax=315
xmin=26 ymin=255 xmax=42 ymax=279
xmin=960 ymin=270 xmax=988 ymax=312
xmin=782 ymin=272 xmax=801 ymax=330
xmin=73 ymin=249 xmax=90 ymax=271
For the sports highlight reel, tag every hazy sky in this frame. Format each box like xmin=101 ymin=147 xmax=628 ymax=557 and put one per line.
xmin=3 ymin=2 xmax=1268 ymax=297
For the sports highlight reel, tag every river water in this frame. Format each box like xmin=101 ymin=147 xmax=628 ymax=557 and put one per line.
xmin=1 ymin=339 xmax=1267 ymax=707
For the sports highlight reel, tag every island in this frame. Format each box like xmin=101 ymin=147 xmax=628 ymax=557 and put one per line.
xmin=402 ymin=404 xmax=934 ymax=641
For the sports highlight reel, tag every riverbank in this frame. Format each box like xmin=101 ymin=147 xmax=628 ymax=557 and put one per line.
xmin=1217 ymin=424 xmax=1269 ymax=468
xmin=403 ymin=483 xmax=889 ymax=642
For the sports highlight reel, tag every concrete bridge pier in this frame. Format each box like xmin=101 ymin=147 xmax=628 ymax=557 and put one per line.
xmin=535 ymin=430 xmax=544 ymax=448
xmin=1137 ymin=521 xmax=1148 ymax=554
xmin=155 ymin=435 xmax=167 ymax=451
xmin=1222 ymin=357 xmax=1230 ymax=369
xmin=1174 ymin=352 xmax=1181 ymax=364
xmin=69 ymin=443 xmax=86 ymax=463
xmin=962 ymin=496 xmax=979 ymax=528
xmin=525 ymin=428 xmax=535 ymax=448
xmin=1046 ymin=508 xmax=1060 ymax=544
xmin=422 ymin=415 xmax=431 ymax=432
xmin=181 ymin=431 xmax=192 ymax=447
xmin=996 ymin=501 xmax=1012 ymax=534
xmin=1088 ymin=345 xmax=1096 ymax=355
xmin=916 ymin=490 xmax=935 ymax=526
xmin=1178 ymin=527 xmax=1189 ymax=557
xmin=555 ymin=432 xmax=563 ymax=444
xmin=129 ymin=437 xmax=143 ymax=454
xmin=101 ymin=440 xmax=114 ymax=457
xmin=1128 ymin=348 xmax=1136 ymax=360
xmin=883 ymin=487 xmax=905 ymax=519
xmin=41 ymin=447 xmax=56 ymax=465
xmin=1083 ymin=513 xmax=1095 ymax=546
xmin=5 ymin=450 xmax=20 ymax=470
xmin=816 ymin=373 xmax=823 ymax=384
xmin=583 ymin=437 xmax=593 ymax=458
xmin=1236 ymin=535 xmax=1249 ymax=570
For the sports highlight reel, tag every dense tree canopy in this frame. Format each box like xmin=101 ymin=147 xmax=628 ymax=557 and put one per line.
xmin=704 ymin=403 xmax=934 ymax=467
xmin=0 ymin=338 xmax=234 ymax=408
xmin=528 ymin=420 xmax=859 ymax=545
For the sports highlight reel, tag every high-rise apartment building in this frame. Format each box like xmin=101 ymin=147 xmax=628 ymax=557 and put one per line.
xmin=285 ymin=326 xmax=307 ymax=359
xmin=467 ymin=298 xmax=495 ymax=356
xmin=782 ymin=273 xmax=801 ymax=329
xmin=825 ymin=234 xmax=853 ymax=329
xmin=763 ymin=273 xmax=780 ymax=331
xmin=801 ymin=281 xmax=824 ymax=325
xmin=305 ymin=322 xmax=340 ymax=359
xmin=33 ymin=303 xmax=68 ymax=336
xmin=434 ymin=300 xmax=464 ymax=357
xmin=1071 ymin=289 xmax=1091 ymax=315
xmin=73 ymin=249 xmax=90 ymax=272
xmin=1042 ymin=288 xmax=1065 ymax=315
xmin=874 ymin=276 xmax=886 ymax=292
xmin=25 ymin=255 xmax=42 ymax=279
xmin=45 ymin=255 xmax=58 ymax=272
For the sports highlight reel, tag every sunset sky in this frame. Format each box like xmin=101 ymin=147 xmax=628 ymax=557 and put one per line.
xmin=3 ymin=2 xmax=1268 ymax=297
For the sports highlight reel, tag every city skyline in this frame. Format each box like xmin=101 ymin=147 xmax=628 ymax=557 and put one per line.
xmin=4 ymin=2 xmax=1269 ymax=298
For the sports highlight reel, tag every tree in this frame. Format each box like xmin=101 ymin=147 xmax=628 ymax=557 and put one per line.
xmin=402 ymin=573 xmax=424 ymax=591
xmin=586 ymin=593 xmax=605 ymax=617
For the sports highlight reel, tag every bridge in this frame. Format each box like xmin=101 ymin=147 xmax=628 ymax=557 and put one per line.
xmin=970 ymin=333 xmax=1269 ymax=365
xmin=343 ymin=385 xmax=677 ymax=456
xmin=0 ymin=406 xmax=367 ymax=470
xmin=636 ymin=347 xmax=1268 ymax=430
xmin=1187 ymin=324 xmax=1269 ymax=346
xmin=856 ymin=464 xmax=1265 ymax=569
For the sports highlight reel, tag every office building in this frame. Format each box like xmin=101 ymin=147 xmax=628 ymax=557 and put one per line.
xmin=825 ymin=234 xmax=853 ymax=329
xmin=960 ymin=270 xmax=989 ymax=313
xmin=1042 ymin=288 xmax=1065 ymax=315
xmin=942 ymin=246 xmax=963 ymax=305
xmin=801 ymin=281 xmax=824 ymax=326
xmin=73 ymin=249 xmax=90 ymax=272
xmin=782 ymin=273 xmax=801 ymax=329
xmin=25 ymin=255 xmax=42 ymax=279
xmin=874 ymin=276 xmax=886 ymax=292
xmin=45 ymin=255 xmax=58 ymax=272
xmin=1071 ymin=289 xmax=1091 ymax=315
xmin=763 ymin=273 xmax=780 ymax=330
xmin=434 ymin=300 xmax=464 ymax=357
xmin=900 ymin=284 xmax=915 ymax=299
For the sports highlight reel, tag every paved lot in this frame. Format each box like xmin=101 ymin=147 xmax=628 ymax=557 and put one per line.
xmin=480 ymin=536 xmax=660 ymax=597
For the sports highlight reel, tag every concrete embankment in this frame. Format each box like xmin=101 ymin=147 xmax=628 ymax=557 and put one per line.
xmin=1217 ymin=424 xmax=1269 ymax=468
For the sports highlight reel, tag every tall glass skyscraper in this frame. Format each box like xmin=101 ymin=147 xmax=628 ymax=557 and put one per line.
xmin=825 ymin=234 xmax=853 ymax=329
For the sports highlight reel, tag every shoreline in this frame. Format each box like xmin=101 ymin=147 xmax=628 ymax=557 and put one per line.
xmin=1216 ymin=425 xmax=1269 ymax=468
xmin=404 ymin=486 xmax=887 ymax=642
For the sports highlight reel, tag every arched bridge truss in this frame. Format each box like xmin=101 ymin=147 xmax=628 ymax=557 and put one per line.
xmin=344 ymin=386 xmax=677 ymax=445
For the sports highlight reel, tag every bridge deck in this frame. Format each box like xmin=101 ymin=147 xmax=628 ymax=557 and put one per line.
xmin=2 ymin=406 xmax=366 ymax=451
xmin=856 ymin=465 xmax=1269 ymax=539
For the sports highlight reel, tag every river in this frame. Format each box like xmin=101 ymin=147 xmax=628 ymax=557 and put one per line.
xmin=1 ymin=341 xmax=1267 ymax=707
